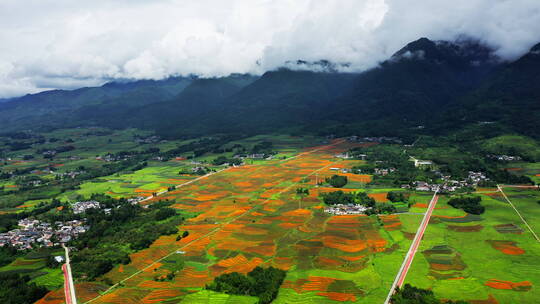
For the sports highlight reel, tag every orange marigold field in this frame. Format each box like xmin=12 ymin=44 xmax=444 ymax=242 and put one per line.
xmin=41 ymin=141 xmax=387 ymax=304
xmin=322 ymin=236 xmax=367 ymax=253
xmin=298 ymin=276 xmax=336 ymax=292
xmin=368 ymin=192 xmax=388 ymax=202
xmin=140 ymin=289 xmax=184 ymax=303
xmin=485 ymin=279 xmax=532 ymax=291
xmin=487 ymin=240 xmax=525 ymax=255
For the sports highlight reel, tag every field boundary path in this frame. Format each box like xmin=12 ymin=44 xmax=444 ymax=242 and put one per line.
xmin=497 ymin=184 xmax=540 ymax=242
xmin=62 ymin=244 xmax=77 ymax=304
xmin=384 ymin=189 xmax=439 ymax=304
xmin=83 ymin=140 xmax=345 ymax=304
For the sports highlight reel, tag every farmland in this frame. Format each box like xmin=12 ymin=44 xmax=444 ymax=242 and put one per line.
xmin=403 ymin=188 xmax=540 ymax=303
xmin=34 ymin=139 xmax=426 ymax=304
xmin=4 ymin=132 xmax=539 ymax=304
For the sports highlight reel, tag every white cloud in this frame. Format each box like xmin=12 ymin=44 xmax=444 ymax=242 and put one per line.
xmin=0 ymin=0 xmax=539 ymax=97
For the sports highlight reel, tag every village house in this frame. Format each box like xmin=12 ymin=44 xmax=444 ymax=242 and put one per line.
xmin=72 ymin=200 xmax=101 ymax=214
xmin=487 ymin=154 xmax=522 ymax=161
xmin=0 ymin=219 xmax=88 ymax=250
xmin=324 ymin=204 xmax=369 ymax=215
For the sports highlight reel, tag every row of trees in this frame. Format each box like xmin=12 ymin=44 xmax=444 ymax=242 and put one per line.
xmin=321 ymin=190 xmax=376 ymax=207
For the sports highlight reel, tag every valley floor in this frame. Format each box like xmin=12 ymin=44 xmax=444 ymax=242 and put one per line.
xmin=33 ymin=140 xmax=540 ymax=304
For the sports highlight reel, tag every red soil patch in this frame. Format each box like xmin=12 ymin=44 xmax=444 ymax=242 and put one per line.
xmin=447 ymin=276 xmax=465 ymax=280
xmin=487 ymin=240 xmax=525 ymax=255
xmin=485 ymin=279 xmax=532 ymax=291
xmin=317 ymin=292 xmax=356 ymax=302
xmin=413 ymin=203 xmax=428 ymax=208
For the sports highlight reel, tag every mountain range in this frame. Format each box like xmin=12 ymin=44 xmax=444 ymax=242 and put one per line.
xmin=0 ymin=37 xmax=538 ymax=139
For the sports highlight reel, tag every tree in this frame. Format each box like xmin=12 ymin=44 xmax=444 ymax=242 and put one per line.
xmin=296 ymin=187 xmax=309 ymax=196
xmin=206 ymin=266 xmax=286 ymax=304
xmin=326 ymin=175 xmax=348 ymax=188
xmin=391 ymin=284 xmax=469 ymax=304
xmin=387 ymin=191 xmax=407 ymax=202
xmin=155 ymin=208 xmax=177 ymax=221
xmin=448 ymin=196 xmax=484 ymax=214
xmin=0 ymin=273 xmax=48 ymax=304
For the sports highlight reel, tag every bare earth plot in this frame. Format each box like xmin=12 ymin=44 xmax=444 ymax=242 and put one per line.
xmin=37 ymin=140 xmax=424 ymax=304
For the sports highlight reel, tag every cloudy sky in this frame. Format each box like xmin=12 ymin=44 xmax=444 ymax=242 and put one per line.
xmin=1 ymin=0 xmax=540 ymax=98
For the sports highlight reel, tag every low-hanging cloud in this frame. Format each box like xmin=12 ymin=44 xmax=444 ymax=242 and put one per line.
xmin=0 ymin=0 xmax=539 ymax=98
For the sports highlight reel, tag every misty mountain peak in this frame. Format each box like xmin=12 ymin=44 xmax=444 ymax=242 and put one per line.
xmin=391 ymin=37 xmax=497 ymax=67
xmin=530 ymin=42 xmax=540 ymax=55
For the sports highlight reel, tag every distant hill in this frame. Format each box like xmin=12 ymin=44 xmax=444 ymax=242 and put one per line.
xmin=0 ymin=76 xmax=194 ymax=131
xmin=0 ymin=37 xmax=538 ymax=139
xmin=438 ymin=42 xmax=540 ymax=138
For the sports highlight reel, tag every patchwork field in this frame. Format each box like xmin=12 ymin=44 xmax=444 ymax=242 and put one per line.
xmin=33 ymin=138 xmax=540 ymax=304
xmin=57 ymin=161 xmax=199 ymax=201
xmin=404 ymin=189 xmax=540 ymax=303
xmin=36 ymin=140 xmax=426 ymax=304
